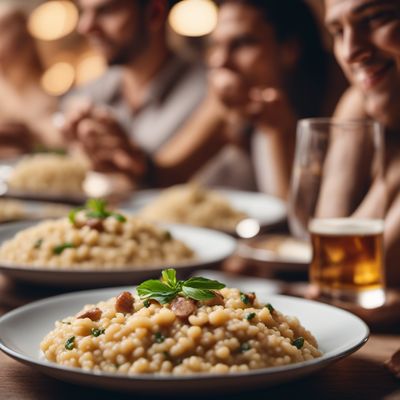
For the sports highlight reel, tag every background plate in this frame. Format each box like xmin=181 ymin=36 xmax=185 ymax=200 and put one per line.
xmin=121 ymin=188 xmax=287 ymax=234
xmin=0 ymin=221 xmax=236 ymax=286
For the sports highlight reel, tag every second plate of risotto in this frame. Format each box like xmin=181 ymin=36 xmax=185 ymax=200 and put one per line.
xmin=0 ymin=271 xmax=369 ymax=394
xmin=0 ymin=201 xmax=236 ymax=286
xmin=121 ymin=185 xmax=287 ymax=234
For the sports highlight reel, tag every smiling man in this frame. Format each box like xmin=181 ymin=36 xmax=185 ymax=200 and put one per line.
xmin=321 ymin=0 xmax=400 ymax=286
xmin=325 ymin=0 xmax=400 ymax=130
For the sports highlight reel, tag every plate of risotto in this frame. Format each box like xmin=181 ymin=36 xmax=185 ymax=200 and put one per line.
xmin=0 ymin=200 xmax=236 ymax=286
xmin=0 ymin=269 xmax=369 ymax=394
xmin=121 ymin=184 xmax=287 ymax=234
xmin=0 ymin=153 xmax=88 ymax=204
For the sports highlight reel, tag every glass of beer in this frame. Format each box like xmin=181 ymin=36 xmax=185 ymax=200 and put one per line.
xmin=288 ymin=118 xmax=385 ymax=308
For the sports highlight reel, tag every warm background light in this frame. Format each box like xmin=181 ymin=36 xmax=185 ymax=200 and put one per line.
xmin=28 ymin=1 xmax=78 ymax=41
xmin=169 ymin=0 xmax=218 ymax=37
xmin=75 ymin=53 xmax=106 ymax=86
xmin=41 ymin=62 xmax=75 ymax=95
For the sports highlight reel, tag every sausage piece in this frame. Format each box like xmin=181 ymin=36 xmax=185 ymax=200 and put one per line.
xmin=115 ymin=291 xmax=134 ymax=313
xmin=202 ymin=291 xmax=225 ymax=306
xmin=170 ymin=297 xmax=197 ymax=318
xmin=77 ymin=307 xmax=102 ymax=321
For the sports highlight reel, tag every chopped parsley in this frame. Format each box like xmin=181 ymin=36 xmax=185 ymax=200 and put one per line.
xmin=240 ymin=293 xmax=250 ymax=305
xmin=143 ymin=299 xmax=151 ymax=308
xmin=154 ymin=332 xmax=166 ymax=343
xmin=65 ymin=336 xmax=75 ymax=350
xmin=91 ymin=328 xmax=105 ymax=337
xmin=246 ymin=312 xmax=256 ymax=321
xmin=53 ymin=242 xmax=75 ymax=255
xmin=292 ymin=337 xmax=305 ymax=349
xmin=265 ymin=303 xmax=275 ymax=313
xmin=240 ymin=342 xmax=251 ymax=352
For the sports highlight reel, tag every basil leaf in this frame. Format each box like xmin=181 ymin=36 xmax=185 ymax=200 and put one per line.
xmin=112 ymin=213 xmax=126 ymax=222
xmin=162 ymin=269 xmax=177 ymax=288
xmin=69 ymin=207 xmax=83 ymax=224
xmin=86 ymin=199 xmax=107 ymax=213
xmin=86 ymin=210 xmax=110 ymax=219
xmin=137 ymin=280 xmax=177 ymax=304
xmin=181 ymin=286 xmax=216 ymax=301
xmin=183 ymin=277 xmax=225 ymax=290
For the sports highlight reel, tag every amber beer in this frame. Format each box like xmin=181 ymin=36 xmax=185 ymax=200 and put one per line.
xmin=309 ymin=218 xmax=385 ymax=306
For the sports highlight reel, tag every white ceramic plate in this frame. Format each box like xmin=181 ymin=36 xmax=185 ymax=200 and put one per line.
xmin=237 ymin=234 xmax=312 ymax=272
xmin=0 ymin=221 xmax=236 ymax=286
xmin=0 ymin=287 xmax=368 ymax=394
xmin=121 ymin=188 xmax=287 ymax=234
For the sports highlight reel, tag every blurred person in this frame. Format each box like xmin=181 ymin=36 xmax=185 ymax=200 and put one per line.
xmin=318 ymin=0 xmax=400 ymax=286
xmin=0 ymin=5 xmax=60 ymax=158
xmin=121 ymin=0 xmax=346 ymax=196
xmin=65 ymin=0 xmax=346 ymax=196
xmin=62 ymin=0 xmax=206 ymax=184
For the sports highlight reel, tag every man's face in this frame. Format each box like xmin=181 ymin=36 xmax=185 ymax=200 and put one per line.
xmin=208 ymin=3 xmax=291 ymax=89
xmin=325 ymin=0 xmax=400 ymax=130
xmin=76 ymin=0 xmax=149 ymax=65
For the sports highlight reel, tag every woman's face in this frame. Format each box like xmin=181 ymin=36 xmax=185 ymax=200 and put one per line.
xmin=208 ymin=3 xmax=294 ymax=89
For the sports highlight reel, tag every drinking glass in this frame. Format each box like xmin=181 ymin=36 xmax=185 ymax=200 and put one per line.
xmin=288 ymin=118 xmax=386 ymax=308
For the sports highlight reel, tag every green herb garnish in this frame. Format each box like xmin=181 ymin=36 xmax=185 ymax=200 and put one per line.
xmin=246 ymin=312 xmax=256 ymax=321
xmin=143 ymin=299 xmax=151 ymax=308
xmin=265 ymin=303 xmax=275 ymax=313
xmin=240 ymin=342 xmax=251 ymax=352
xmin=292 ymin=337 xmax=304 ymax=349
xmin=34 ymin=238 xmax=43 ymax=249
xmin=240 ymin=293 xmax=250 ymax=305
xmin=112 ymin=212 xmax=126 ymax=222
xmin=59 ymin=321 xmax=71 ymax=325
xmin=53 ymin=242 xmax=75 ymax=255
xmin=69 ymin=199 xmax=126 ymax=224
xmin=91 ymin=328 xmax=105 ymax=337
xmin=154 ymin=332 xmax=166 ymax=343
xmin=69 ymin=207 xmax=84 ymax=224
xmin=137 ymin=268 xmax=225 ymax=304
xmin=65 ymin=336 xmax=75 ymax=350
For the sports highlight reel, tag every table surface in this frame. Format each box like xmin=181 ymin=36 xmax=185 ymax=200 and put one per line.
xmin=0 ymin=273 xmax=399 ymax=400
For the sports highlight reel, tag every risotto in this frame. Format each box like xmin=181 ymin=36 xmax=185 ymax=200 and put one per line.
xmin=7 ymin=154 xmax=87 ymax=196
xmin=41 ymin=270 xmax=321 ymax=375
xmin=139 ymin=184 xmax=248 ymax=231
xmin=0 ymin=201 xmax=194 ymax=269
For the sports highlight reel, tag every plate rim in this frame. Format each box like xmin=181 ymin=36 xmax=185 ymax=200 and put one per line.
xmin=237 ymin=234 xmax=311 ymax=266
xmin=0 ymin=290 xmax=369 ymax=383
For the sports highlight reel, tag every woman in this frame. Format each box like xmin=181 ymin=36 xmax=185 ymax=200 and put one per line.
xmin=0 ymin=5 xmax=61 ymax=157
xmin=153 ymin=0 xmax=346 ymax=198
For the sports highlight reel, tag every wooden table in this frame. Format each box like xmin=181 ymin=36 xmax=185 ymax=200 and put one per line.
xmin=0 ymin=274 xmax=399 ymax=400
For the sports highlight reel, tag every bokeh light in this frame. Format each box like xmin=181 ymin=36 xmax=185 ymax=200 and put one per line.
xmin=169 ymin=0 xmax=218 ymax=37
xmin=41 ymin=62 xmax=75 ymax=95
xmin=28 ymin=1 xmax=78 ymax=41
xmin=75 ymin=53 xmax=106 ymax=85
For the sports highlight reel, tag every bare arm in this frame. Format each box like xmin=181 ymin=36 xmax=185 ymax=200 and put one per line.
xmin=152 ymin=94 xmax=230 ymax=186
xmin=316 ymin=86 xmax=369 ymax=217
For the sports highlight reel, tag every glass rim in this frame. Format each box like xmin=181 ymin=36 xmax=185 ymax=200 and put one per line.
xmin=298 ymin=117 xmax=382 ymax=129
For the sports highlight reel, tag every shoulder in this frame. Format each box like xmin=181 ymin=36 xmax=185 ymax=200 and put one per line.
xmin=60 ymin=67 xmax=123 ymax=109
